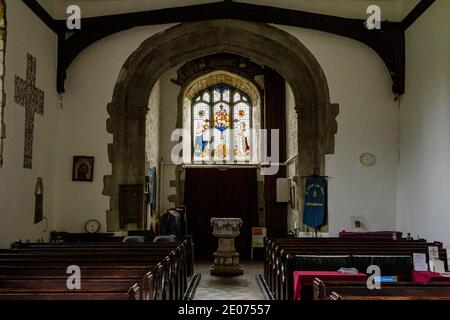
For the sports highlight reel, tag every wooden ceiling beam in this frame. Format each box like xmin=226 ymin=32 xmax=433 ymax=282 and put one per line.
xmin=401 ymin=0 xmax=436 ymax=31
xmin=21 ymin=0 xmax=436 ymax=95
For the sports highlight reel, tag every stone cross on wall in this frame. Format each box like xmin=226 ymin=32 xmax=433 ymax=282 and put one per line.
xmin=14 ymin=53 xmax=45 ymax=169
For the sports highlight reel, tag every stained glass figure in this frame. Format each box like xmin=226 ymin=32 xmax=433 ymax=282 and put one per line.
xmin=233 ymin=102 xmax=251 ymax=161
xmin=193 ymin=102 xmax=210 ymax=161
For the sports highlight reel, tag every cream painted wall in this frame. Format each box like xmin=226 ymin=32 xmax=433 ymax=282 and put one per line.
xmin=52 ymin=24 xmax=175 ymax=233
xmin=0 ymin=0 xmax=59 ymax=248
xmin=277 ymin=25 xmax=399 ymax=236
xmin=397 ymin=0 xmax=450 ymax=247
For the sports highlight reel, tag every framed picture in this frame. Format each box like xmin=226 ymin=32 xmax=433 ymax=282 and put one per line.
xmin=72 ymin=156 xmax=94 ymax=182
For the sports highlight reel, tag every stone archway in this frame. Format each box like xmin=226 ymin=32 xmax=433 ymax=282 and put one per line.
xmin=103 ymin=19 xmax=339 ymax=231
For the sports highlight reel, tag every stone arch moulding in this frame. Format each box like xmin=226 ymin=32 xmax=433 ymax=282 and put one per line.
xmin=182 ymin=70 xmax=262 ymax=106
xmin=103 ymin=19 xmax=339 ymax=231
xmin=176 ymin=69 xmax=263 ymax=138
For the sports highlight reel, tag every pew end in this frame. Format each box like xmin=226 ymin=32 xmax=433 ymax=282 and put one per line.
xmin=128 ymin=283 xmax=141 ymax=300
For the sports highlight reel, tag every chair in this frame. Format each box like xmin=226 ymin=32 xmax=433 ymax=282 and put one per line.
xmin=153 ymin=235 xmax=177 ymax=243
xmin=122 ymin=236 xmax=146 ymax=243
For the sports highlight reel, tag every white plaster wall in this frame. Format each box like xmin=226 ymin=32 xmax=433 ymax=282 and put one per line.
xmin=277 ymin=25 xmax=400 ymax=236
xmin=0 ymin=0 xmax=59 ymax=248
xmin=52 ymin=24 xmax=175 ymax=233
xmin=396 ymin=0 xmax=450 ymax=247
xmin=52 ymin=22 xmax=399 ymax=236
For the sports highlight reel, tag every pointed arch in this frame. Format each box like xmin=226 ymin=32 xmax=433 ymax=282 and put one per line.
xmin=103 ymin=20 xmax=339 ymax=231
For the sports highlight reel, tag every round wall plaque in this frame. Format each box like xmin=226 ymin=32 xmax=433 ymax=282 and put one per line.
xmin=359 ymin=153 xmax=377 ymax=167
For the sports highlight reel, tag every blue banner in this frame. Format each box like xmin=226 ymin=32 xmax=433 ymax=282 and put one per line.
xmin=303 ymin=176 xmax=327 ymax=228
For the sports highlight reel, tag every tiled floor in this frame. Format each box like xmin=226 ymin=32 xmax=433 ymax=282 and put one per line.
xmin=193 ymin=260 xmax=264 ymax=300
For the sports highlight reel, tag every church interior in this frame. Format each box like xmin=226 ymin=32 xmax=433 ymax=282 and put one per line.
xmin=0 ymin=0 xmax=449 ymax=304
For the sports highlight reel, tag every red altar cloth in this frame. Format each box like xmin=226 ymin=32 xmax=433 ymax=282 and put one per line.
xmin=411 ymin=271 xmax=450 ymax=283
xmin=293 ymin=271 xmax=367 ymax=301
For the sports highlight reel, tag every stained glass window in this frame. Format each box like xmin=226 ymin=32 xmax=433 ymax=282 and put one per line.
xmin=0 ymin=1 xmax=6 ymax=167
xmin=191 ymin=85 xmax=252 ymax=163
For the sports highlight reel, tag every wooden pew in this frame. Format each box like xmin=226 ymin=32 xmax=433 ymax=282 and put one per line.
xmin=9 ymin=239 xmax=193 ymax=297
xmin=0 ymin=255 xmax=184 ymax=299
xmin=0 ymin=263 xmax=158 ymax=300
xmin=265 ymin=237 xmax=446 ymax=296
xmin=0 ymin=240 xmax=190 ymax=300
xmin=313 ymin=278 xmax=450 ymax=300
xmin=263 ymin=237 xmax=448 ymax=300
xmin=0 ymin=283 xmax=141 ymax=300
xmin=11 ymin=237 xmax=195 ymax=278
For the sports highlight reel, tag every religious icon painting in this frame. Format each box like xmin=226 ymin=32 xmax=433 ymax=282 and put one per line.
xmin=72 ymin=156 xmax=94 ymax=182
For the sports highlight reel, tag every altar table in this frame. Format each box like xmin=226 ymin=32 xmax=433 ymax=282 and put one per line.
xmin=411 ymin=271 xmax=450 ymax=283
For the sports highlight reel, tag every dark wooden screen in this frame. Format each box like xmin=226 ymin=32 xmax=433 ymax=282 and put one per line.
xmin=184 ymin=168 xmax=258 ymax=258
xmin=264 ymin=67 xmax=288 ymax=236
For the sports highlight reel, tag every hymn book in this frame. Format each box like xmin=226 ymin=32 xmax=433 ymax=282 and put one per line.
xmin=413 ymin=253 xmax=428 ymax=271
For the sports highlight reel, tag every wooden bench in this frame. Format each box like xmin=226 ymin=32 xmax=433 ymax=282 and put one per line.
xmin=313 ymin=278 xmax=450 ymax=300
xmin=11 ymin=237 xmax=195 ymax=277
xmin=263 ymin=237 xmax=448 ymax=300
xmin=0 ymin=240 xmax=191 ymax=300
